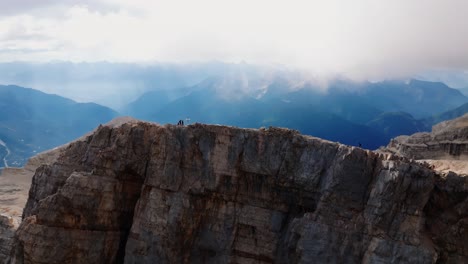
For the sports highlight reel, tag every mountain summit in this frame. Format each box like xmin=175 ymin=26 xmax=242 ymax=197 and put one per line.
xmin=3 ymin=119 xmax=466 ymax=263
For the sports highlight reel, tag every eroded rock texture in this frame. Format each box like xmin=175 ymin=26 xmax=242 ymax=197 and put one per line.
xmin=384 ymin=113 xmax=468 ymax=160
xmin=0 ymin=214 xmax=19 ymax=264
xmin=8 ymin=121 xmax=468 ymax=263
xmin=0 ymin=144 xmax=67 ymax=264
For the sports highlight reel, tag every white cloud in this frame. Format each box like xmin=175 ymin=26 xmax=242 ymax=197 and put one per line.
xmin=0 ymin=0 xmax=467 ymax=80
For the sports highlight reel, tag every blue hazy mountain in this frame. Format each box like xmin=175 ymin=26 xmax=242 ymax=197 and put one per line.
xmin=426 ymin=102 xmax=468 ymax=125
xmin=2 ymin=62 xmax=468 ymax=153
xmin=291 ymin=79 xmax=467 ymax=119
xmin=0 ymin=61 xmax=271 ymax=109
xmin=366 ymin=112 xmax=428 ymax=140
xmin=122 ymin=87 xmax=191 ymax=120
xmin=0 ymin=62 xmax=209 ymax=109
xmin=148 ymin=86 xmax=388 ymax=149
xmin=125 ymin=76 xmax=467 ymax=149
xmin=2 ymin=61 xmax=465 ymax=115
xmin=0 ymin=85 xmax=118 ymax=167
xmin=359 ymin=79 xmax=467 ymax=118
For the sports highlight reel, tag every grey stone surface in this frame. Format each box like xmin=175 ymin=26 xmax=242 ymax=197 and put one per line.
xmin=0 ymin=214 xmax=19 ymax=264
xmin=5 ymin=121 xmax=468 ymax=263
xmin=382 ymin=113 xmax=468 ymax=160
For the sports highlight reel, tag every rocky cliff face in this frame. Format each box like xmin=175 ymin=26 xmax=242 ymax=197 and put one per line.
xmin=0 ymin=145 xmax=67 ymax=263
xmin=384 ymin=113 xmax=468 ymax=160
xmin=0 ymin=215 xmax=19 ymax=263
xmin=5 ymin=120 xmax=468 ymax=263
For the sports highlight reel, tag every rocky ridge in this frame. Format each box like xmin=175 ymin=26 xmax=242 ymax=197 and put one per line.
xmin=3 ymin=120 xmax=467 ymax=263
xmin=0 ymin=117 xmax=140 ymax=263
xmin=384 ymin=113 xmax=468 ymax=160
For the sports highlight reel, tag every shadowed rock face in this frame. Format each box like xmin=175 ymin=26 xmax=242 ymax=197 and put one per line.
xmin=6 ymin=122 xmax=468 ymax=263
xmin=0 ymin=145 xmax=67 ymax=264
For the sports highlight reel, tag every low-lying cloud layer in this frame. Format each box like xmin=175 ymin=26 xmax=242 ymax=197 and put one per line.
xmin=0 ymin=0 xmax=467 ymax=80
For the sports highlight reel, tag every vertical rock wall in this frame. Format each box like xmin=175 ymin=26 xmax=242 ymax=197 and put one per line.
xmin=7 ymin=122 xmax=468 ymax=263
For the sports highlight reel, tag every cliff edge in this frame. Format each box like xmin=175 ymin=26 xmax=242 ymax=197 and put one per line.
xmin=5 ymin=121 xmax=468 ymax=263
xmin=383 ymin=113 xmax=468 ymax=160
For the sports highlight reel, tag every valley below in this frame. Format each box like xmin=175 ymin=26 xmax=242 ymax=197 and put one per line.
xmin=0 ymin=139 xmax=11 ymax=168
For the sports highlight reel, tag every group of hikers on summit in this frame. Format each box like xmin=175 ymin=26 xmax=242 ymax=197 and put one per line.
xmin=177 ymin=118 xmax=190 ymax=126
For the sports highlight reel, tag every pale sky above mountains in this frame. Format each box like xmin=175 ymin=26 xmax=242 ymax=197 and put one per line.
xmin=0 ymin=0 xmax=467 ymax=81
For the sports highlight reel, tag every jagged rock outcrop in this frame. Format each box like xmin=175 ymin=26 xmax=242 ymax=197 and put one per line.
xmin=0 ymin=144 xmax=67 ymax=264
xmin=0 ymin=215 xmax=19 ymax=263
xmin=0 ymin=117 xmax=146 ymax=263
xmin=6 ymin=120 xmax=468 ymax=263
xmin=418 ymin=160 xmax=468 ymax=175
xmin=383 ymin=113 xmax=468 ymax=160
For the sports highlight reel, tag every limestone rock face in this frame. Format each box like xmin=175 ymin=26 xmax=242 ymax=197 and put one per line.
xmin=0 ymin=214 xmax=19 ymax=264
xmin=383 ymin=113 xmax=468 ymax=160
xmin=0 ymin=145 xmax=67 ymax=264
xmin=8 ymin=121 xmax=468 ymax=263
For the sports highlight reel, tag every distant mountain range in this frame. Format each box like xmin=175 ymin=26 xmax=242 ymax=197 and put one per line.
xmin=0 ymin=61 xmax=259 ymax=109
xmin=0 ymin=85 xmax=118 ymax=167
xmin=124 ymin=77 xmax=468 ymax=149
xmin=2 ymin=66 xmax=468 ymax=166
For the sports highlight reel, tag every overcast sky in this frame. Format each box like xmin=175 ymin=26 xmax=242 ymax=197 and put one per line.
xmin=0 ymin=0 xmax=467 ymax=80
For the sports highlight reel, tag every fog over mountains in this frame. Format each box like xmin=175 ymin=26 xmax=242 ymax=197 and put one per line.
xmin=1 ymin=62 xmax=468 ymax=166
xmin=1 ymin=1 xmax=468 ymax=262
xmin=1 ymin=61 xmax=468 ymax=108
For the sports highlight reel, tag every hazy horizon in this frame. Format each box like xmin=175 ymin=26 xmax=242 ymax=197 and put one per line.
xmin=0 ymin=61 xmax=467 ymax=110
xmin=0 ymin=0 xmax=467 ymax=82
